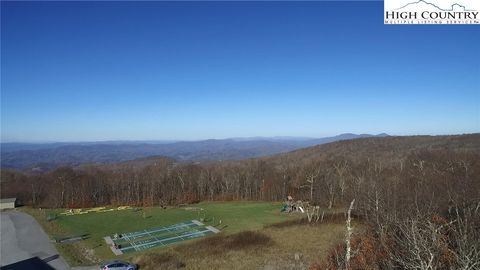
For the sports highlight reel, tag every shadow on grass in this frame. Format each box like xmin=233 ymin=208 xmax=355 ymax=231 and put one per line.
xmin=55 ymin=233 xmax=90 ymax=243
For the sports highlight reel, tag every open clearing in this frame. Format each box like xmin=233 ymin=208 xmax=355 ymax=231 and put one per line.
xmin=134 ymin=222 xmax=347 ymax=270
xmin=22 ymin=202 xmax=347 ymax=269
xmin=106 ymin=220 xmax=219 ymax=254
xmin=23 ymin=202 xmax=296 ymax=265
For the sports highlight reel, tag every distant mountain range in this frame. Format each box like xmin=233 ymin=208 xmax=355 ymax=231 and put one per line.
xmin=0 ymin=133 xmax=388 ymax=171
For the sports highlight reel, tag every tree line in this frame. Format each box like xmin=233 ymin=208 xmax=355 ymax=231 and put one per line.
xmin=1 ymin=135 xmax=479 ymax=269
xmin=2 ymin=148 xmax=478 ymax=212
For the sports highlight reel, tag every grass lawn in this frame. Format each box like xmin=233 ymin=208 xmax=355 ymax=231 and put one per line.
xmin=134 ymin=221 xmax=347 ymax=270
xmin=22 ymin=201 xmax=299 ymax=266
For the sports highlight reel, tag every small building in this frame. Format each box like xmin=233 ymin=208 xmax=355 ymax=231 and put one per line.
xmin=0 ymin=198 xmax=17 ymax=210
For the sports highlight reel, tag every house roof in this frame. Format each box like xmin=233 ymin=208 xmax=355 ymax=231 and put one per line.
xmin=0 ymin=198 xmax=17 ymax=203
xmin=1 ymin=257 xmax=55 ymax=270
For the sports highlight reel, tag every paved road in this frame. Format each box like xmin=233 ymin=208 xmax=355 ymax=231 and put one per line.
xmin=0 ymin=210 xmax=70 ymax=269
xmin=0 ymin=210 xmax=97 ymax=270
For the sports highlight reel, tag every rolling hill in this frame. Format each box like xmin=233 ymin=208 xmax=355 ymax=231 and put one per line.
xmin=0 ymin=133 xmax=387 ymax=170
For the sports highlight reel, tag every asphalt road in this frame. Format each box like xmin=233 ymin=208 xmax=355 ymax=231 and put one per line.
xmin=0 ymin=210 xmax=98 ymax=270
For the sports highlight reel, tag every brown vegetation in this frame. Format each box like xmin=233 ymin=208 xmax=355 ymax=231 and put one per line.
xmin=177 ymin=231 xmax=273 ymax=255
xmin=133 ymin=224 xmax=345 ymax=270
xmin=134 ymin=253 xmax=186 ymax=270
xmin=2 ymin=134 xmax=480 ymax=269
xmin=2 ymin=135 xmax=478 ymax=209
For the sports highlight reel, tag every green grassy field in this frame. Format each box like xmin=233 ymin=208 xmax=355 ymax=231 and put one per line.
xmin=23 ymin=201 xmax=299 ymax=266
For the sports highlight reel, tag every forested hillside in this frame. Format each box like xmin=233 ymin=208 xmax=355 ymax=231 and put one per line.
xmin=2 ymin=134 xmax=479 ymax=269
xmin=1 ymin=134 xmax=478 ymax=208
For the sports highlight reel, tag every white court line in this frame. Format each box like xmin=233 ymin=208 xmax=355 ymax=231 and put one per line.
xmin=120 ymin=222 xmax=195 ymax=240
xmin=120 ymin=229 xmax=212 ymax=252
xmin=129 ymin=240 xmax=139 ymax=251
xmin=123 ymin=222 xmax=193 ymax=238
xmin=172 ymin=230 xmax=185 ymax=241
xmin=115 ymin=220 xmax=207 ymax=253
xmin=146 ymin=229 xmax=161 ymax=242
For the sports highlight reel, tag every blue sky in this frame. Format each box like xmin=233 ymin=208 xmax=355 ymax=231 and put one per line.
xmin=1 ymin=1 xmax=479 ymax=142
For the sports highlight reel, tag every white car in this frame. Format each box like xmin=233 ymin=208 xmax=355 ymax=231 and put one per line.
xmin=100 ymin=260 xmax=137 ymax=270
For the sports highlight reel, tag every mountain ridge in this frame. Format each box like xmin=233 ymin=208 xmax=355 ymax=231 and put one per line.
xmin=1 ymin=133 xmax=388 ymax=170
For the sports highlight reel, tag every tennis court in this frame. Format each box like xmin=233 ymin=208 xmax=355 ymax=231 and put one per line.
xmin=104 ymin=220 xmax=220 ymax=255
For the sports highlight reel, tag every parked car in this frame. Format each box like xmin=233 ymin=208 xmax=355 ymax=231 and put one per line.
xmin=100 ymin=260 xmax=137 ymax=270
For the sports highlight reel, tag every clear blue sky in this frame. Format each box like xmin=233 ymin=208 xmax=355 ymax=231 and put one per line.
xmin=1 ymin=1 xmax=479 ymax=142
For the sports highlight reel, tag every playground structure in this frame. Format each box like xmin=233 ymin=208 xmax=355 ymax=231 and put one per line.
xmin=281 ymin=195 xmax=306 ymax=213
xmin=104 ymin=220 xmax=220 ymax=255
xmin=281 ymin=196 xmax=324 ymax=222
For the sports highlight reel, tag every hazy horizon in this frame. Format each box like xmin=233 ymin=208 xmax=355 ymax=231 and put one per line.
xmin=3 ymin=132 xmax=480 ymax=144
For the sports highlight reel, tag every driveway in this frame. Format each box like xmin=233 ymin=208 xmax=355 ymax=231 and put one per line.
xmin=0 ymin=210 xmax=71 ymax=269
xmin=0 ymin=210 xmax=97 ymax=270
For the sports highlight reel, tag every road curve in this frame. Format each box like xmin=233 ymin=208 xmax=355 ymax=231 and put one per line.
xmin=0 ymin=210 xmax=98 ymax=270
